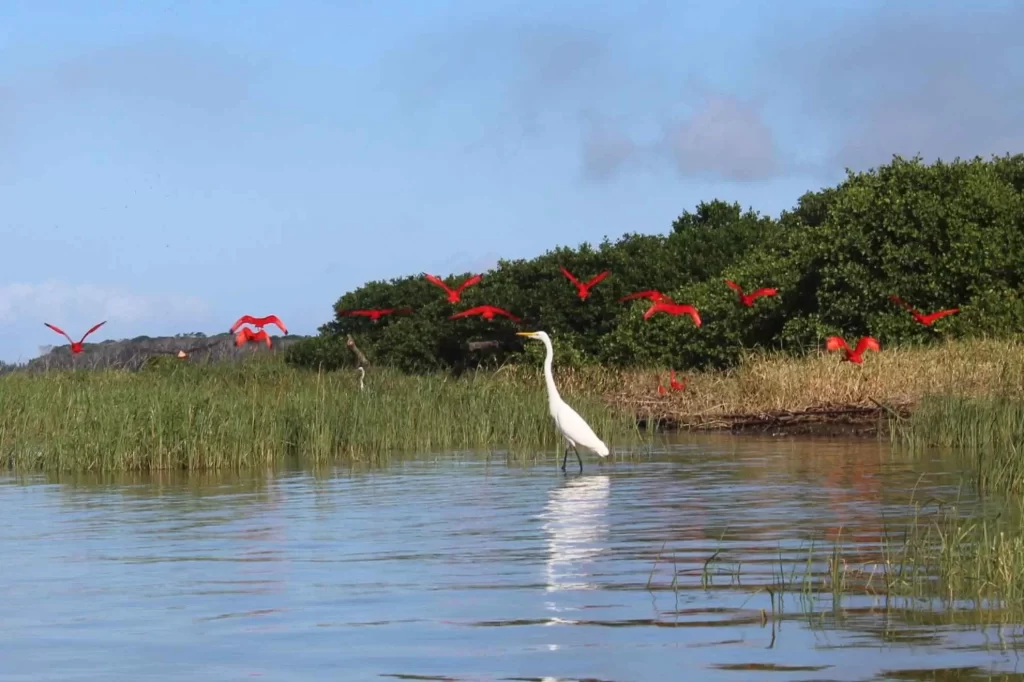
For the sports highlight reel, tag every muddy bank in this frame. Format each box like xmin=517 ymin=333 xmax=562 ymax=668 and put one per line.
xmin=628 ymin=400 xmax=913 ymax=438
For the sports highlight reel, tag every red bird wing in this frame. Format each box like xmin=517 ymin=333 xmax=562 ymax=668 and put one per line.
xmin=79 ymin=320 xmax=107 ymax=342
xmin=825 ymin=336 xmax=850 ymax=352
xmin=747 ymin=288 xmax=777 ymax=301
xmin=43 ymin=322 xmax=74 ymax=343
xmin=855 ymin=336 xmax=880 ymax=355
xmin=583 ymin=270 xmax=610 ymax=288
xmin=920 ymin=308 xmax=960 ymax=325
xmin=619 ymin=290 xmax=660 ymax=302
xmin=453 ymin=274 xmax=483 ymax=293
xmin=261 ymin=315 xmax=288 ymax=334
xmin=559 ymin=266 xmax=582 ymax=288
xmin=449 ymin=307 xmax=479 ymax=319
xmin=230 ymin=315 xmax=256 ymax=333
xmin=424 ymin=274 xmax=455 ymax=295
xmin=642 ymin=303 xmax=663 ymax=320
xmin=724 ymin=279 xmax=744 ymax=295
xmin=888 ymin=295 xmax=917 ymax=314
xmin=680 ymin=305 xmax=702 ymax=327
xmin=494 ymin=307 xmax=520 ymax=322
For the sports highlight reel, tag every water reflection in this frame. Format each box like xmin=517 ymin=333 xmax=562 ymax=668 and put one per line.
xmin=542 ymin=475 xmax=610 ymax=593
xmin=1 ymin=433 xmax=1021 ymax=681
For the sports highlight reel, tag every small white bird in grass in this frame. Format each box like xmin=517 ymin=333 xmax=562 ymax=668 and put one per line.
xmin=516 ymin=331 xmax=610 ymax=473
xmin=356 ymin=366 xmax=365 ymax=391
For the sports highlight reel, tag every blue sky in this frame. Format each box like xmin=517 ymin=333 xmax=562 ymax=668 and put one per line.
xmin=1 ymin=0 xmax=1021 ymax=362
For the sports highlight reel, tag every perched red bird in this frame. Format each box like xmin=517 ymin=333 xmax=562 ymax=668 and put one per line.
xmin=43 ymin=321 xmax=107 ymax=354
xmin=725 ymin=280 xmax=778 ymax=307
xmin=337 ymin=308 xmax=412 ymax=322
xmin=449 ymin=305 xmax=521 ymax=322
xmin=424 ymin=273 xmax=483 ymax=303
xmin=560 ymin=267 xmax=610 ymax=301
xmin=235 ymin=328 xmax=272 ymax=348
xmin=230 ymin=314 xmax=288 ymax=335
xmin=642 ymin=302 xmax=702 ymax=327
xmin=658 ymin=370 xmax=686 ymax=394
xmin=669 ymin=369 xmax=686 ymax=391
xmin=888 ymin=295 xmax=960 ymax=327
xmin=619 ymin=290 xmax=671 ymax=304
xmin=826 ymin=335 xmax=880 ymax=364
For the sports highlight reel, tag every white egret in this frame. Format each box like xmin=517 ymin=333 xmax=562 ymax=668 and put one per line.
xmin=516 ymin=331 xmax=610 ymax=473
xmin=356 ymin=366 xmax=365 ymax=391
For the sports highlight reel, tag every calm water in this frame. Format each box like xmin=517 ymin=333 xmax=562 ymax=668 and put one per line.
xmin=2 ymin=435 xmax=1023 ymax=682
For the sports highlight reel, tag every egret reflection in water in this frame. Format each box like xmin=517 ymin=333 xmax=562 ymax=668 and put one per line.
xmin=541 ymin=475 xmax=611 ymax=595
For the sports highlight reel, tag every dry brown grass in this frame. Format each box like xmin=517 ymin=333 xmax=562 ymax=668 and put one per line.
xmin=503 ymin=337 xmax=1024 ymax=430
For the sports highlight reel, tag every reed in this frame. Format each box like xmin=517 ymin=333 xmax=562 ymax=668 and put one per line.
xmin=0 ymin=357 xmax=637 ymax=472
xmin=674 ymin=496 xmax=1024 ymax=624
xmin=892 ymin=395 xmax=1024 ymax=496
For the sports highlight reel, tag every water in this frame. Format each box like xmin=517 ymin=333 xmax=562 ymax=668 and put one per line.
xmin=2 ymin=435 xmax=1023 ymax=682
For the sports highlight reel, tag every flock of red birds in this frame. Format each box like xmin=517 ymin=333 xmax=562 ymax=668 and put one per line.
xmin=41 ymin=314 xmax=292 ymax=357
xmin=39 ymin=269 xmax=961 ymax=382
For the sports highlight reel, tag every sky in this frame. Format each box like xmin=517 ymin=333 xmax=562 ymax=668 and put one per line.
xmin=1 ymin=0 xmax=1021 ymax=362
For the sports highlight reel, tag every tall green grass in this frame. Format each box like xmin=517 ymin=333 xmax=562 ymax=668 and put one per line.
xmin=0 ymin=358 xmax=637 ymax=471
xmin=892 ymin=395 xmax=1024 ymax=496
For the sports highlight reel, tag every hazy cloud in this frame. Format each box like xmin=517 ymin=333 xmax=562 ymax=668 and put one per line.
xmin=662 ymin=93 xmax=778 ymax=182
xmin=0 ymin=281 xmax=210 ymax=326
xmin=769 ymin=3 xmax=1024 ymax=171
xmin=48 ymin=36 xmax=259 ymax=114
xmin=581 ymin=122 xmax=639 ymax=182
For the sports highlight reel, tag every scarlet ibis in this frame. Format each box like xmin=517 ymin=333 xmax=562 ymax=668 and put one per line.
xmin=888 ymin=295 xmax=960 ymax=326
xmin=826 ymin=336 xmax=880 ymax=364
xmin=619 ymin=290 xmax=671 ymax=304
xmin=424 ymin=273 xmax=483 ymax=303
xmin=230 ymin=314 xmax=288 ymax=335
xmin=560 ymin=267 xmax=609 ymax=301
xmin=235 ymin=327 xmax=272 ymax=348
xmin=449 ymin=305 xmax=521 ymax=322
xmin=337 ymin=308 xmax=413 ymax=322
xmin=43 ymin=321 xmax=107 ymax=354
xmin=642 ymin=302 xmax=702 ymax=327
xmin=659 ymin=370 xmax=686 ymax=394
xmin=725 ymin=280 xmax=777 ymax=307
xmin=669 ymin=369 xmax=686 ymax=391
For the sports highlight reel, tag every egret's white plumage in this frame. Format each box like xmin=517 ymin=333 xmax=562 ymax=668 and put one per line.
xmin=356 ymin=366 xmax=365 ymax=391
xmin=517 ymin=331 xmax=609 ymax=472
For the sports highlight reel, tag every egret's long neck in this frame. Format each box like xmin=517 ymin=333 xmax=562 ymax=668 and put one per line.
xmin=541 ymin=336 xmax=561 ymax=408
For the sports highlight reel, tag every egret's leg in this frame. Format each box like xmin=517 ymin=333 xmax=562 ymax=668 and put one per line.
xmin=561 ymin=445 xmax=570 ymax=472
xmin=572 ymin=445 xmax=583 ymax=474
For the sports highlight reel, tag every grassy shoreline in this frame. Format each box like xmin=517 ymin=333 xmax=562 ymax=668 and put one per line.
xmin=2 ymin=337 xmax=1023 ymax=471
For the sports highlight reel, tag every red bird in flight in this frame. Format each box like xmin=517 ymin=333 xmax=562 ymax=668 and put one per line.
xmin=642 ymin=302 xmax=702 ymax=327
xmin=235 ymin=328 xmax=272 ymax=348
xmin=826 ymin=336 xmax=880 ymax=364
xmin=619 ymin=290 xmax=671 ymax=304
xmin=888 ymin=295 xmax=960 ymax=327
xmin=230 ymin=314 xmax=288 ymax=335
xmin=44 ymin=321 xmax=107 ymax=354
xmin=560 ymin=267 xmax=609 ymax=300
xmin=725 ymin=280 xmax=778 ymax=307
xmin=424 ymin=273 xmax=483 ymax=303
xmin=337 ymin=308 xmax=412 ymax=322
xmin=449 ymin=305 xmax=521 ymax=322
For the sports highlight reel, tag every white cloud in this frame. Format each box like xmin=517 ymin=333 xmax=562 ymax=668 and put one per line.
xmin=0 ymin=280 xmax=209 ymax=326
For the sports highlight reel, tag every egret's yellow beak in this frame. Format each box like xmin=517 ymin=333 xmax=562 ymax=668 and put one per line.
xmin=516 ymin=332 xmax=536 ymax=338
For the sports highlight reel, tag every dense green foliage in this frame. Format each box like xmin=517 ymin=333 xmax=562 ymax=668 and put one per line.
xmin=288 ymin=154 xmax=1024 ymax=373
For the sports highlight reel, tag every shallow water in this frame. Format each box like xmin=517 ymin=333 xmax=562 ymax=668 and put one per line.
xmin=2 ymin=435 xmax=1023 ymax=682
